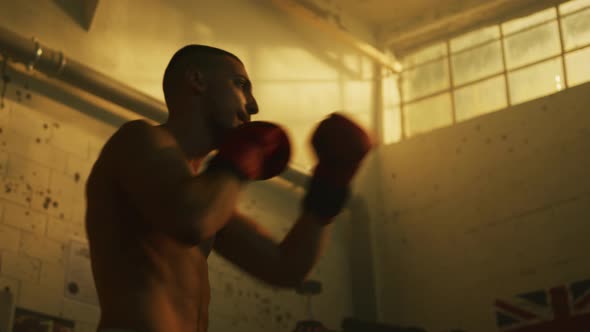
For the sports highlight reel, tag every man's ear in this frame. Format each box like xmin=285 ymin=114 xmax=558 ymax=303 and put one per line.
xmin=185 ymin=66 xmax=207 ymax=94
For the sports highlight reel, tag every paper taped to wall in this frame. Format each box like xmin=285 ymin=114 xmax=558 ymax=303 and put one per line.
xmin=64 ymin=240 xmax=99 ymax=306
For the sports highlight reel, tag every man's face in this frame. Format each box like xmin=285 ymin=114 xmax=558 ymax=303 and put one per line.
xmin=202 ymin=56 xmax=258 ymax=137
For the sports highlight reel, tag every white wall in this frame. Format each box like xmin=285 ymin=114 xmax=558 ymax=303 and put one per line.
xmin=0 ymin=1 xmax=380 ymax=331
xmin=368 ymin=80 xmax=590 ymax=332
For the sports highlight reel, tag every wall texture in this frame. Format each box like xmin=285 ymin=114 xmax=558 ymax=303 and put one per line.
xmin=369 ymin=81 xmax=590 ymax=331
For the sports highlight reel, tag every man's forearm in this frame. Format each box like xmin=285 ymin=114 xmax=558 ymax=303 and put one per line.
xmin=277 ymin=212 xmax=333 ymax=285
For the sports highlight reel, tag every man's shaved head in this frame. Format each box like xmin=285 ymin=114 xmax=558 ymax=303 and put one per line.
xmin=162 ymin=45 xmax=242 ymax=105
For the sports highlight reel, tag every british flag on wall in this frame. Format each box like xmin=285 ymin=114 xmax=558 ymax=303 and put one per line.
xmin=494 ymin=279 xmax=590 ymax=331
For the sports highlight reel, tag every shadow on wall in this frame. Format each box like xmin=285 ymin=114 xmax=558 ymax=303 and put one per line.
xmin=53 ymin=0 xmax=100 ymax=31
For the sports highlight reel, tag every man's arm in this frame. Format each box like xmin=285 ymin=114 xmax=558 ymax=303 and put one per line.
xmin=214 ymin=113 xmax=373 ymax=288
xmin=105 ymin=119 xmax=291 ymax=246
xmin=213 ymin=210 xmax=333 ymax=288
xmin=106 ymin=120 xmax=243 ymax=245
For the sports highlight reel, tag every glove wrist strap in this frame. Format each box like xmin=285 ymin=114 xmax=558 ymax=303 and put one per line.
xmin=302 ymin=175 xmax=350 ymax=223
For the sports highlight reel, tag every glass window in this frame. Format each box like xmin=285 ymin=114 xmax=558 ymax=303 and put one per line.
xmin=502 ymin=8 xmax=557 ymax=35
xmin=402 ymin=59 xmax=450 ymax=102
xmin=404 ymin=93 xmax=453 ymax=137
xmin=383 ymin=106 xmax=402 ymax=144
xmin=344 ymin=80 xmax=372 ymax=113
xmin=561 ymin=7 xmax=590 ymax=51
xmin=559 ymin=0 xmax=590 ymax=15
xmin=346 ymin=112 xmax=373 ymax=132
xmin=451 ymin=41 xmax=504 ymax=86
xmin=454 ymin=76 xmax=507 ymax=122
xmin=402 ymin=42 xmax=447 ymax=68
xmin=508 ymin=58 xmax=564 ymax=105
xmin=450 ymin=26 xmax=500 ymax=53
xmin=565 ymin=46 xmax=590 ymax=86
xmin=383 ymin=74 xmax=401 ymax=107
xmin=504 ymin=21 xmax=561 ymax=69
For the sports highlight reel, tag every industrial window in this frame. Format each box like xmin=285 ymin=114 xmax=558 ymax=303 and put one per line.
xmin=454 ymin=76 xmax=507 ymax=122
xmin=565 ymin=47 xmax=590 ymax=86
xmin=392 ymin=0 xmax=590 ymax=140
xmin=404 ymin=93 xmax=453 ymax=137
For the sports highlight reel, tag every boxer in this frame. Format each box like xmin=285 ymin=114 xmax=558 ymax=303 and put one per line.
xmin=85 ymin=45 xmax=373 ymax=332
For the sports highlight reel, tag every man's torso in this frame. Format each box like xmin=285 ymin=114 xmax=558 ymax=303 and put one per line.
xmin=85 ymin=124 xmax=214 ymax=332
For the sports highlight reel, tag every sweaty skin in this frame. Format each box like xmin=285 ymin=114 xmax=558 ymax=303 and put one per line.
xmin=86 ymin=125 xmax=215 ymax=332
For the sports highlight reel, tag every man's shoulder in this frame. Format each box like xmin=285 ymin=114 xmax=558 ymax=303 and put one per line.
xmin=98 ymin=119 xmax=163 ymax=161
xmin=112 ymin=119 xmax=170 ymax=147
xmin=117 ymin=119 xmax=156 ymax=137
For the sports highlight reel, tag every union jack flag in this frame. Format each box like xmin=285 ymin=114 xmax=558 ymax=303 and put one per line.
xmin=494 ymin=279 xmax=590 ymax=331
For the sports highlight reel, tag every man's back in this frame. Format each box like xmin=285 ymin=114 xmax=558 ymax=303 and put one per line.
xmin=85 ymin=122 xmax=213 ymax=332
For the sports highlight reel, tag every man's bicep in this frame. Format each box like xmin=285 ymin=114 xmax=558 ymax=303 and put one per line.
xmin=111 ymin=122 xmax=193 ymax=225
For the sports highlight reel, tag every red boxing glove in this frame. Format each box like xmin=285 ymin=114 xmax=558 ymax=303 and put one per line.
xmin=209 ymin=121 xmax=291 ymax=180
xmin=304 ymin=113 xmax=373 ymax=220
xmin=311 ymin=113 xmax=373 ymax=187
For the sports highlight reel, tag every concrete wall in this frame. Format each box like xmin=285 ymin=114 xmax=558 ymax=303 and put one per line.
xmin=369 ymin=80 xmax=590 ymax=331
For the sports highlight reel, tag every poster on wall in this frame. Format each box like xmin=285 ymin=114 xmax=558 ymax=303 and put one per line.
xmin=494 ymin=278 xmax=590 ymax=331
xmin=64 ymin=240 xmax=99 ymax=306
xmin=12 ymin=308 xmax=74 ymax=332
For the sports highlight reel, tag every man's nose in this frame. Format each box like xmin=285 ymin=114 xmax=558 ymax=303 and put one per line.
xmin=246 ymin=99 xmax=258 ymax=115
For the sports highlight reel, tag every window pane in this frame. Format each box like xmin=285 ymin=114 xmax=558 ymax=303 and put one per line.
xmin=404 ymin=93 xmax=453 ymax=137
xmin=383 ymin=74 xmax=401 ymax=107
xmin=561 ymin=7 xmax=590 ymax=50
xmin=502 ymin=8 xmax=557 ymax=35
xmin=504 ymin=21 xmax=561 ymax=69
xmin=346 ymin=112 xmax=372 ymax=132
xmin=344 ymin=80 xmax=372 ymax=113
xmin=508 ymin=58 xmax=564 ymax=105
xmin=383 ymin=106 xmax=402 ymax=144
xmin=451 ymin=41 xmax=504 ymax=86
xmin=560 ymin=0 xmax=590 ymax=15
xmin=402 ymin=42 xmax=447 ymax=68
xmin=454 ymin=76 xmax=507 ymax=122
xmin=402 ymin=59 xmax=450 ymax=101
xmin=450 ymin=26 xmax=500 ymax=53
xmin=565 ymin=46 xmax=590 ymax=86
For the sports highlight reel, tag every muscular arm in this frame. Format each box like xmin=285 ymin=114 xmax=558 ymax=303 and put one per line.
xmin=104 ymin=120 xmax=243 ymax=245
xmin=213 ymin=210 xmax=333 ymax=288
xmin=214 ymin=113 xmax=370 ymax=288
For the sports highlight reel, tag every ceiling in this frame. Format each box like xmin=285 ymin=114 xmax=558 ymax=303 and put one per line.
xmin=310 ymin=0 xmax=568 ymax=54
xmin=334 ymin=0 xmax=489 ymax=28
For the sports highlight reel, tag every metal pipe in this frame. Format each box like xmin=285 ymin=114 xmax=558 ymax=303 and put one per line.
xmin=0 ymin=25 xmax=168 ymax=123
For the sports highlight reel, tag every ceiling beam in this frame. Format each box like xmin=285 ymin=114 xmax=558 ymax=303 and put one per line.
xmin=381 ymin=0 xmax=569 ymax=55
xmin=270 ymin=0 xmax=402 ymax=73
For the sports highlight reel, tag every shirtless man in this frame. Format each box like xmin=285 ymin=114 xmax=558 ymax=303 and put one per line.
xmin=85 ymin=45 xmax=373 ymax=332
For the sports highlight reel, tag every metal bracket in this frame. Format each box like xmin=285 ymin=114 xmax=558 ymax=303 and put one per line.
xmin=27 ymin=38 xmax=43 ymax=71
xmin=55 ymin=51 xmax=67 ymax=76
